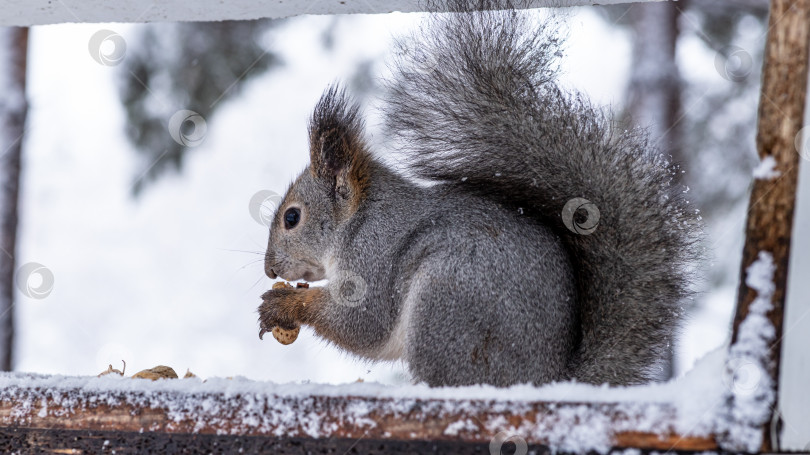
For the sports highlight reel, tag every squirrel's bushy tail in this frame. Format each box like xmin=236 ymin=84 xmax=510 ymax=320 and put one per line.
xmin=385 ymin=1 xmax=701 ymax=384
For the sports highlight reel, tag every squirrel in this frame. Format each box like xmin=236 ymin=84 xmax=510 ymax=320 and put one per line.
xmin=258 ymin=1 xmax=701 ymax=387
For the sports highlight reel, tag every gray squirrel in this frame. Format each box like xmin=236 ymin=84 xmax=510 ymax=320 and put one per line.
xmin=258 ymin=1 xmax=700 ymax=387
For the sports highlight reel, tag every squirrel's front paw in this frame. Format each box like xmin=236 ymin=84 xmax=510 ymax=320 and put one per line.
xmin=258 ymin=289 xmax=299 ymax=340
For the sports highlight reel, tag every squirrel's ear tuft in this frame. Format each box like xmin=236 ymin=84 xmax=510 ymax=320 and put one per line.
xmin=309 ymin=85 xmax=372 ymax=209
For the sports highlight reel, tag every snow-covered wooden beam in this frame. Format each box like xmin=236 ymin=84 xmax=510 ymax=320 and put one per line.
xmin=0 ymin=373 xmax=717 ymax=454
xmin=728 ymin=0 xmax=809 ymax=451
xmin=1 ymin=0 xmax=667 ymax=26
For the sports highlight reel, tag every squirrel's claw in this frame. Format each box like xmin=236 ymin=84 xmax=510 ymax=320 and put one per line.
xmin=258 ymin=287 xmax=300 ymax=340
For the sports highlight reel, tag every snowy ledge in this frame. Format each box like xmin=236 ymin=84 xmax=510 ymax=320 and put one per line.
xmin=3 ymin=0 xmax=666 ymax=26
xmin=0 ymin=350 xmax=728 ymax=454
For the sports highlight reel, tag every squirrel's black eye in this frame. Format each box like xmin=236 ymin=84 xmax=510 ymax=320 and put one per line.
xmin=284 ymin=207 xmax=301 ymax=229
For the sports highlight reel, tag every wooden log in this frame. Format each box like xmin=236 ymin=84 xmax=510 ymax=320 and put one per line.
xmin=730 ymin=0 xmax=810 ymax=451
xmin=0 ymin=375 xmax=717 ymax=453
xmin=0 ymin=0 xmax=669 ymax=26
xmin=0 ymin=427 xmax=719 ymax=455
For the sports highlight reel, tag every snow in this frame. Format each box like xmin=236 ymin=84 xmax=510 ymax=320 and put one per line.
xmin=0 ymin=346 xmax=732 ymax=453
xmin=752 ymin=155 xmax=780 ymax=180
xmin=2 ymin=0 xmax=667 ymax=27
xmin=745 ymin=252 xmax=776 ymax=298
xmin=716 ymin=252 xmax=777 ymax=452
xmin=444 ymin=418 xmax=478 ymax=436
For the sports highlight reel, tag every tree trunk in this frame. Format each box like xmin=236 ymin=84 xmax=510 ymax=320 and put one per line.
xmin=626 ymin=2 xmax=682 ymax=380
xmin=627 ymin=2 xmax=683 ymax=167
xmin=0 ymin=27 xmax=29 ymax=372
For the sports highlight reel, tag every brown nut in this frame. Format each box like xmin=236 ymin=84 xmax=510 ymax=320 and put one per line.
xmin=267 ymin=281 xmax=305 ymax=345
xmin=132 ymin=365 xmax=179 ymax=380
xmin=272 ymin=325 xmax=300 ymax=345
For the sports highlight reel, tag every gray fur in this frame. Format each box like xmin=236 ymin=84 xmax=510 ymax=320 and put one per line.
xmin=262 ymin=1 xmax=701 ymax=386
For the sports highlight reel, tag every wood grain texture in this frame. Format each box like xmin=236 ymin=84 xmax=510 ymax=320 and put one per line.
xmin=0 ymin=382 xmax=717 ymax=453
xmin=731 ymin=0 xmax=810 ymax=451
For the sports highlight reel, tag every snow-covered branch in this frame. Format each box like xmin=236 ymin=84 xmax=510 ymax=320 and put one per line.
xmin=2 ymin=0 xmax=667 ymax=26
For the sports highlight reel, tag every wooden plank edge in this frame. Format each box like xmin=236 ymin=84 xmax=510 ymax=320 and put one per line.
xmin=0 ymin=427 xmax=725 ymax=455
xmin=1 ymin=0 xmax=669 ymax=26
xmin=0 ymin=390 xmax=717 ymax=452
xmin=729 ymin=0 xmax=810 ymax=451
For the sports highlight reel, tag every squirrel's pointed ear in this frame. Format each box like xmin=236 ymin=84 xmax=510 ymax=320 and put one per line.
xmin=309 ymin=85 xmax=372 ymax=210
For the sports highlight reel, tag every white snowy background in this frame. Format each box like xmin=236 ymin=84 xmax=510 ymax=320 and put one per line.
xmin=9 ymin=6 xmax=810 ymax=449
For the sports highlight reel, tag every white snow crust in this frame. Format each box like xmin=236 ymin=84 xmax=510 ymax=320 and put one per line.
xmin=0 ymin=347 xmax=758 ymax=454
xmin=752 ymin=156 xmax=780 ymax=180
xmin=716 ymin=251 xmax=777 ymax=452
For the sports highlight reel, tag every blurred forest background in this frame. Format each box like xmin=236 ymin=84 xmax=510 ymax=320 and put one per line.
xmin=0 ymin=0 xmax=786 ymax=383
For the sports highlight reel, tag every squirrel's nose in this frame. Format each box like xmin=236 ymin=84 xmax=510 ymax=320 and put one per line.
xmin=265 ymin=264 xmax=278 ymax=279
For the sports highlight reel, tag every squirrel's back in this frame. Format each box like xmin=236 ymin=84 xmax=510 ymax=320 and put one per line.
xmin=384 ymin=1 xmax=701 ymax=384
